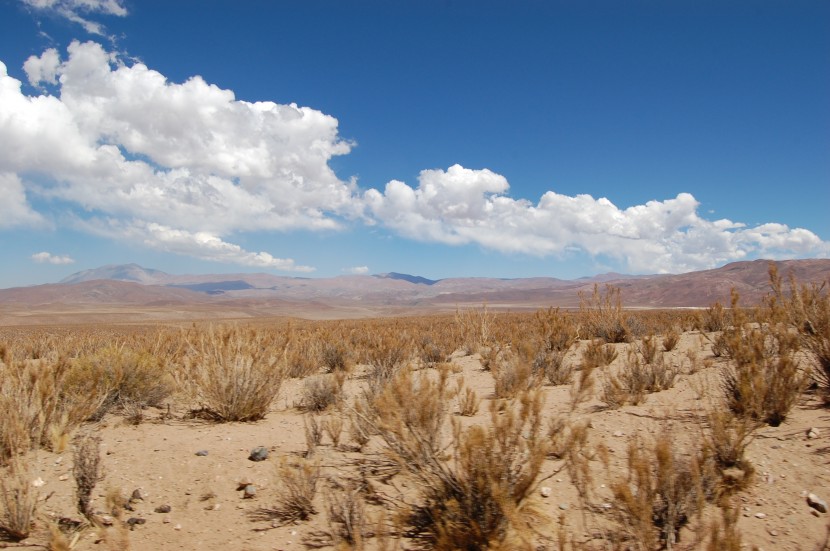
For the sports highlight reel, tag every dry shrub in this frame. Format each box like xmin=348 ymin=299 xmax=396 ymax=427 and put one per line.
xmin=704 ymin=408 xmax=755 ymax=495
xmin=73 ymin=433 xmax=103 ymax=520
xmin=371 ymin=368 xmax=450 ymax=457
xmin=768 ymin=264 xmax=830 ymax=402
xmin=321 ymin=340 xmax=351 ymax=374
xmin=638 ymin=334 xmax=659 ymax=364
xmin=720 ymin=292 xmax=809 ymax=426
xmin=302 ymin=372 xmax=345 ymax=412
xmin=0 ymin=355 xmax=110 ymax=464
xmin=662 ymin=328 xmax=680 ymax=352
xmin=325 ymin=482 xmax=367 ymax=548
xmin=304 ymin=415 xmax=324 ymax=457
xmin=705 ymin=500 xmax=743 ymax=551
xmin=569 ymin=362 xmax=596 ymax=411
xmin=0 ymin=461 xmax=38 ymax=541
xmin=254 ymin=457 xmax=321 ymax=525
xmin=611 ymin=432 xmax=705 ymax=550
xmin=602 ymin=352 xmax=679 ymax=409
xmin=73 ymin=345 xmax=175 ymax=421
xmin=454 ymin=305 xmax=495 ymax=354
xmin=579 ymin=284 xmax=629 ymax=343
xmin=377 ymin=391 xmax=549 ymax=549
xmin=364 ymin=332 xmax=413 ymax=397
xmin=456 ymin=381 xmax=481 ymax=417
xmin=698 ymin=301 xmax=730 ymax=333
xmin=582 ymin=338 xmax=619 ymax=369
xmin=536 ymin=349 xmax=574 ymax=386
xmin=176 ymin=325 xmax=285 ymax=422
xmin=493 ymin=353 xmax=542 ymax=400
xmin=323 ymin=416 xmax=344 ymax=448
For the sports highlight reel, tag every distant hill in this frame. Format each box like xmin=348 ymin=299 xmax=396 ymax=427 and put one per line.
xmin=3 ymin=258 xmax=828 ymax=324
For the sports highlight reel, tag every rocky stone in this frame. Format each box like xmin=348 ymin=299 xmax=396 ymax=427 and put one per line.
xmin=126 ymin=517 xmax=146 ymax=530
xmin=559 ymin=503 xmax=569 ymax=510
xmin=612 ymin=431 xmax=625 ymax=437
xmin=540 ymin=486 xmax=552 ymax=498
xmin=154 ymin=505 xmax=172 ymax=513
xmin=195 ymin=450 xmax=209 ymax=456
xmin=248 ymin=446 xmax=269 ymax=462
xmin=130 ymin=489 xmax=145 ymax=502
xmin=754 ymin=512 xmax=766 ymax=519
xmin=243 ymin=485 xmax=256 ymax=499
xmin=806 ymin=428 xmax=820 ymax=440
xmin=807 ymin=493 xmax=828 ymax=514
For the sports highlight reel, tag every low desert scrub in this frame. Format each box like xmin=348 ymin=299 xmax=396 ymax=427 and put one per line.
xmin=492 ymin=353 xmax=543 ymax=400
xmin=569 ymin=363 xmax=597 ymax=411
xmin=0 ymin=461 xmax=38 ymax=541
xmin=176 ymin=325 xmax=286 ymax=422
xmin=254 ymin=458 xmax=321 ymax=525
xmin=304 ymin=415 xmax=324 ymax=457
xmin=454 ymin=305 xmax=495 ymax=354
xmin=579 ymin=284 xmax=629 ymax=343
xmin=611 ymin=432 xmax=706 ymax=550
xmin=73 ymin=433 xmax=103 ymax=520
xmin=363 ymin=332 xmax=413 ymax=398
xmin=768 ymin=264 xmax=830 ymax=402
xmin=582 ymin=338 xmax=619 ymax=369
xmin=602 ymin=352 xmax=679 ymax=408
xmin=323 ymin=416 xmax=344 ymax=448
xmin=73 ymin=345 xmax=175 ymax=421
xmin=321 ymin=340 xmax=351 ymax=373
xmin=324 ymin=482 xmax=367 ymax=548
xmin=705 ymin=500 xmax=743 ymax=551
xmin=377 ymin=391 xmax=550 ymax=549
xmin=302 ymin=372 xmax=346 ymax=412
xmin=703 ymin=408 xmax=756 ymax=495
xmin=370 ymin=367 xmax=451 ymax=457
xmin=0 ymin=354 xmax=110 ymax=463
xmin=697 ymin=301 xmax=730 ymax=333
xmin=719 ymin=298 xmax=809 ymax=426
xmin=531 ymin=308 xmax=580 ymax=381
xmin=663 ymin=327 xmax=681 ymax=352
xmin=455 ymin=379 xmax=481 ymax=416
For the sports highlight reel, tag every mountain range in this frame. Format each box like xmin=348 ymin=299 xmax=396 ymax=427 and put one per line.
xmin=1 ymin=259 xmax=828 ymax=325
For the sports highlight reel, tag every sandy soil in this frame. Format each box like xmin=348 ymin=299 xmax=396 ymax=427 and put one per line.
xmin=8 ymin=330 xmax=830 ymax=551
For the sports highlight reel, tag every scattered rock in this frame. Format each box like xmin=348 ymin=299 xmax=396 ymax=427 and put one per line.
xmin=130 ymin=489 xmax=145 ymax=502
xmin=154 ymin=505 xmax=172 ymax=514
xmin=174 ymin=524 xmax=182 ymax=531
xmin=754 ymin=512 xmax=766 ymax=519
xmin=98 ymin=515 xmax=114 ymax=526
xmin=806 ymin=428 xmax=820 ymax=440
xmin=540 ymin=486 xmax=552 ymax=498
xmin=248 ymin=446 xmax=269 ymax=462
xmin=31 ymin=477 xmax=45 ymax=488
xmin=807 ymin=493 xmax=828 ymax=514
xmin=195 ymin=450 xmax=209 ymax=456
xmin=58 ymin=475 xmax=69 ymax=481
xmin=126 ymin=518 xmax=146 ymax=530
xmin=559 ymin=503 xmax=569 ymax=511
xmin=612 ymin=431 xmax=625 ymax=437
xmin=243 ymin=485 xmax=256 ymax=499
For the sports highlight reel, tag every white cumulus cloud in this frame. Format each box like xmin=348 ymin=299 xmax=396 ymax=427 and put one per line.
xmin=0 ymin=171 xmax=45 ymax=228
xmin=345 ymin=266 xmax=370 ymax=275
xmin=31 ymin=251 xmax=75 ymax=264
xmin=365 ymin=165 xmax=829 ymax=274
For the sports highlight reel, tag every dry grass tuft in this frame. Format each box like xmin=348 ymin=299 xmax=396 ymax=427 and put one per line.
xmin=254 ymin=458 xmax=321 ymax=525
xmin=73 ymin=433 xmax=103 ymax=520
xmin=0 ymin=461 xmax=38 ymax=541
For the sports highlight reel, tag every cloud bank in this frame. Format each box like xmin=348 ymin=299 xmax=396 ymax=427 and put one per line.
xmin=1 ymin=42 xmax=827 ymax=274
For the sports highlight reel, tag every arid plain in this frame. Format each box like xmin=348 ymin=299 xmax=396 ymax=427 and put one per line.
xmin=1 ymin=259 xmax=829 ymax=550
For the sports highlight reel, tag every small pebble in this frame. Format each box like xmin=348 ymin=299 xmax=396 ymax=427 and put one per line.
xmin=807 ymin=493 xmax=828 ymax=514
xmin=755 ymin=512 xmax=766 ymax=519
xmin=195 ymin=450 xmax=209 ymax=456
xmin=248 ymin=446 xmax=269 ymax=462
xmin=154 ymin=505 xmax=172 ymax=514
xmin=540 ymin=486 xmax=552 ymax=498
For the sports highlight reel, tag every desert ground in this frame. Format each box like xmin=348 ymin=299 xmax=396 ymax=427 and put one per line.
xmin=1 ymin=278 xmax=829 ymax=551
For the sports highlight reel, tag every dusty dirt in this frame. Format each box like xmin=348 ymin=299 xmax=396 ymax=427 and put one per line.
xmin=9 ymin=329 xmax=830 ymax=550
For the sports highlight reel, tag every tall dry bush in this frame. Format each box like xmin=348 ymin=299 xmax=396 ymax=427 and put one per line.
xmin=176 ymin=325 xmax=286 ymax=422
xmin=612 ymin=432 xmax=706 ymax=550
xmin=73 ymin=345 xmax=175 ymax=421
xmin=602 ymin=351 xmax=678 ymax=409
xmin=719 ymin=290 xmax=809 ymax=426
xmin=531 ymin=308 xmax=579 ymax=386
xmin=0 ymin=354 xmax=110 ymax=463
xmin=375 ymin=391 xmax=549 ymax=549
xmin=454 ymin=305 xmax=495 ymax=354
xmin=0 ymin=461 xmax=38 ymax=541
xmin=579 ymin=284 xmax=629 ymax=343
xmin=767 ymin=264 xmax=830 ymax=402
xmin=253 ymin=457 xmax=321 ymax=525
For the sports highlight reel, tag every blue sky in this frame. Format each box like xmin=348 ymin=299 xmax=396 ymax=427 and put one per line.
xmin=1 ymin=0 xmax=828 ymax=288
